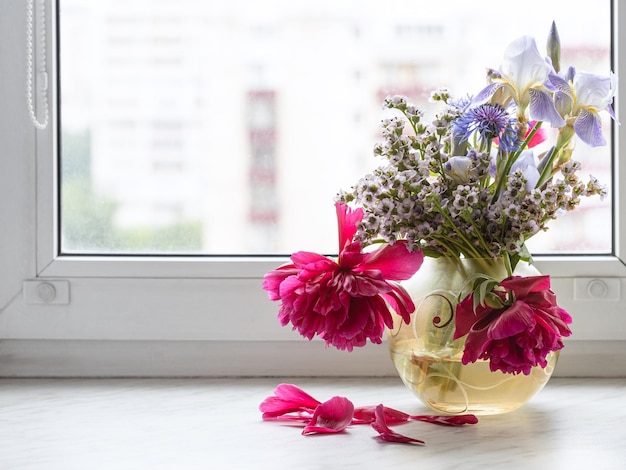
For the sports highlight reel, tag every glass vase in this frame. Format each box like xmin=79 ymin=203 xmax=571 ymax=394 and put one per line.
xmin=387 ymin=257 xmax=559 ymax=415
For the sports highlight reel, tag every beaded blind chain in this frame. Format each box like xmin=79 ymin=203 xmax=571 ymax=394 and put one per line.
xmin=26 ymin=0 xmax=49 ymax=130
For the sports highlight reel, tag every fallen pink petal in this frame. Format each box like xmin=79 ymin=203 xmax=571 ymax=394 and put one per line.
xmin=371 ymin=404 xmax=425 ymax=445
xmin=265 ymin=411 xmax=314 ymax=423
xmin=260 ymin=385 xmax=478 ymax=444
xmin=410 ymin=414 xmax=479 ymax=426
xmin=302 ymin=396 xmax=355 ymax=435
xmin=352 ymin=405 xmax=409 ymax=425
xmin=259 ymin=383 xmax=321 ymax=419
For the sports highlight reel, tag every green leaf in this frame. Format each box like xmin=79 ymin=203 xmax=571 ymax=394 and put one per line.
xmin=463 ymin=274 xmax=501 ymax=313
xmin=484 ymin=292 xmax=506 ymax=309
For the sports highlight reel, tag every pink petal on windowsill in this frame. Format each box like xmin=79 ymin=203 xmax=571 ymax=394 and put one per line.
xmin=371 ymin=404 xmax=425 ymax=445
xmin=302 ymin=396 xmax=355 ymax=435
xmin=259 ymin=383 xmax=321 ymax=419
xmin=352 ymin=405 xmax=410 ymax=425
xmin=409 ymin=414 xmax=478 ymax=426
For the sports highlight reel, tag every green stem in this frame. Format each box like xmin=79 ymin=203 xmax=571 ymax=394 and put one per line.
xmin=432 ymin=201 xmax=483 ymax=259
xmin=367 ymin=238 xmax=390 ymax=246
xmin=491 ymin=121 xmax=543 ymax=204
xmin=483 ymin=139 xmax=492 ymax=155
xmin=503 ymin=252 xmax=513 ymax=277
xmin=535 ymin=146 xmax=559 ymax=189
xmin=402 ymin=109 xmax=420 ymax=136
xmin=465 ymin=213 xmax=493 ymax=256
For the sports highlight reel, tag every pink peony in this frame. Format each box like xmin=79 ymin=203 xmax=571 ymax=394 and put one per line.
xmin=263 ymin=202 xmax=424 ymax=351
xmin=494 ymin=120 xmax=546 ymax=149
xmin=526 ymin=120 xmax=547 ymax=148
xmin=453 ymin=275 xmax=573 ymax=375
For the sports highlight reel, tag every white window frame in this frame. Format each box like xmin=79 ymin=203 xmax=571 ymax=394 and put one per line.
xmin=1 ymin=0 xmax=625 ymax=377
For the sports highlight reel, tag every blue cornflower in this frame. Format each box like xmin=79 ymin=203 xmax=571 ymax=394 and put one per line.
xmin=453 ymin=103 xmax=519 ymax=152
xmin=449 ymin=95 xmax=473 ymax=113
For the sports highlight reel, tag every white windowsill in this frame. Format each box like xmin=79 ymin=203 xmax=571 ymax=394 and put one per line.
xmin=1 ymin=377 xmax=625 ymax=469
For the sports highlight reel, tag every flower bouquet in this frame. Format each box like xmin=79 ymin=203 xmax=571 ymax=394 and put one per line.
xmin=263 ymin=23 xmax=615 ymax=413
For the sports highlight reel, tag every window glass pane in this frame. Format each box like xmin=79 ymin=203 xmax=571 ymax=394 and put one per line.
xmin=59 ymin=0 xmax=612 ymax=255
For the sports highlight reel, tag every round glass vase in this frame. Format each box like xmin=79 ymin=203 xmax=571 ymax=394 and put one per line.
xmin=387 ymin=256 xmax=559 ymax=415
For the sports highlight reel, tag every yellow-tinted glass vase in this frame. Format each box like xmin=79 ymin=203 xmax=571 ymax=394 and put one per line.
xmin=387 ymin=257 xmax=559 ymax=415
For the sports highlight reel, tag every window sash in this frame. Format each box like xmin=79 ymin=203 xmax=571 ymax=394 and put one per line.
xmin=0 ymin=0 xmax=624 ymax=377
xmin=40 ymin=0 xmax=625 ymax=277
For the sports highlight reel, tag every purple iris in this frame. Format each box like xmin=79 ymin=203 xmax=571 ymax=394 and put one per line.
xmin=549 ymin=70 xmax=617 ymax=147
